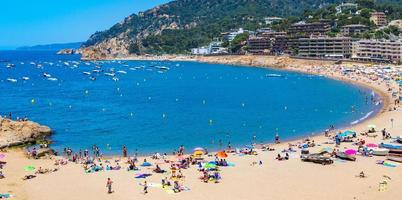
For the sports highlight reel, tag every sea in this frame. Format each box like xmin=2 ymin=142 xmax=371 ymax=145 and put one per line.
xmin=0 ymin=50 xmax=382 ymax=155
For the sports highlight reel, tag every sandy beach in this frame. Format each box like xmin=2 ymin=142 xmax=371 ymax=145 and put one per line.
xmin=1 ymin=55 xmax=402 ymax=200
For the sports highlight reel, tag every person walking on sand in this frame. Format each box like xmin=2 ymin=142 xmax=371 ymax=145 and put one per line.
xmin=143 ymin=181 xmax=148 ymax=194
xmin=122 ymin=146 xmax=127 ymax=157
xmin=106 ymin=178 xmax=113 ymax=194
xmin=275 ymin=133 xmax=280 ymax=144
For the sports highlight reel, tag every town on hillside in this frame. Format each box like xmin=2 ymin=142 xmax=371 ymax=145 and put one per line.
xmin=191 ymin=2 xmax=402 ymax=64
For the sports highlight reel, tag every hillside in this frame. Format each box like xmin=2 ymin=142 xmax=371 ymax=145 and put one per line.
xmin=80 ymin=0 xmax=343 ymax=59
xmin=17 ymin=42 xmax=82 ymax=51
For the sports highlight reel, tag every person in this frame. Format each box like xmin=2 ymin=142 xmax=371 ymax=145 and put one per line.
xmin=106 ymin=178 xmax=113 ymax=194
xmin=173 ymin=181 xmax=181 ymax=193
xmin=382 ymin=128 xmax=386 ymax=140
xmin=0 ymin=171 xmax=5 ymax=179
xmin=122 ymin=146 xmax=127 ymax=157
xmin=275 ymin=133 xmax=280 ymax=144
xmin=143 ymin=181 xmax=148 ymax=194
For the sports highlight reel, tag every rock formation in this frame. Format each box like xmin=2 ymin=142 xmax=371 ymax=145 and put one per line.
xmin=0 ymin=117 xmax=52 ymax=149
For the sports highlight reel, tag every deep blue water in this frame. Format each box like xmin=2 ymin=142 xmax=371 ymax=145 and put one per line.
xmin=0 ymin=51 xmax=381 ymax=155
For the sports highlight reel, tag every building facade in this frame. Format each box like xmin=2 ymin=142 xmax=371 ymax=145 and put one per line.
xmin=352 ymin=39 xmax=402 ymax=63
xmin=341 ymin=24 xmax=368 ymax=36
xmin=288 ymin=22 xmax=331 ymax=37
xmin=298 ymin=37 xmax=352 ymax=59
xmin=247 ymin=37 xmax=271 ymax=53
xmin=370 ymin=12 xmax=387 ymax=27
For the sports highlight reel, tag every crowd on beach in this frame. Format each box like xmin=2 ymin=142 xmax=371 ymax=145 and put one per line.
xmin=1 ymin=62 xmax=402 ymax=198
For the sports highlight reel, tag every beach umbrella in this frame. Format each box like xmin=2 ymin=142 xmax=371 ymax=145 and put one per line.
xmin=193 ymin=147 xmax=205 ymax=152
xmin=344 ymin=149 xmax=357 ymax=155
xmin=216 ymin=151 xmax=228 ymax=158
xmin=24 ymin=165 xmax=35 ymax=171
xmin=193 ymin=150 xmax=204 ymax=156
xmin=204 ymin=163 xmax=216 ymax=169
xmin=366 ymin=143 xmax=378 ymax=148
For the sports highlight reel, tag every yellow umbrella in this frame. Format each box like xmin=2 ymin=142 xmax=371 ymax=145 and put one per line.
xmin=193 ymin=150 xmax=204 ymax=156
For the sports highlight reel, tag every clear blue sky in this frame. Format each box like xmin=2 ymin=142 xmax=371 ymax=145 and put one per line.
xmin=0 ymin=0 xmax=170 ymax=49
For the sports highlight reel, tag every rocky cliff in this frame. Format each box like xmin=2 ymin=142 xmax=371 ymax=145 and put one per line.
xmin=0 ymin=117 xmax=52 ymax=149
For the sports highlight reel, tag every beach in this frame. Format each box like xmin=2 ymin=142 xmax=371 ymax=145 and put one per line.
xmin=1 ymin=55 xmax=402 ymax=200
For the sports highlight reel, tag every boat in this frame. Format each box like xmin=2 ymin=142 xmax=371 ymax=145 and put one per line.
xmin=397 ymin=136 xmax=402 ymax=144
xmin=6 ymin=63 xmax=15 ymax=68
xmin=301 ymin=153 xmax=333 ymax=165
xmin=47 ymin=78 xmax=58 ymax=81
xmin=117 ymin=70 xmax=127 ymax=74
xmin=369 ymin=148 xmax=389 ymax=156
xmin=104 ymin=73 xmax=115 ymax=77
xmin=89 ymin=76 xmax=96 ymax=81
xmin=112 ymin=77 xmax=119 ymax=82
xmin=82 ymin=72 xmax=91 ymax=75
xmin=335 ymin=152 xmax=356 ymax=161
xmin=157 ymin=66 xmax=170 ymax=70
xmin=92 ymin=70 xmax=101 ymax=73
xmin=379 ymin=143 xmax=402 ymax=149
xmin=266 ymin=74 xmax=284 ymax=78
xmin=386 ymin=156 xmax=402 ymax=163
xmin=7 ymin=78 xmax=17 ymax=83
xmin=22 ymin=77 xmax=30 ymax=81
xmin=43 ymin=73 xmax=51 ymax=78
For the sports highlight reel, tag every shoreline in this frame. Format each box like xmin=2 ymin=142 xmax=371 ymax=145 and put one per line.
xmin=2 ymin=55 xmax=402 ymax=200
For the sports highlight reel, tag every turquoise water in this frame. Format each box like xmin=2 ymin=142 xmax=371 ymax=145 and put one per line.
xmin=0 ymin=51 xmax=381 ymax=155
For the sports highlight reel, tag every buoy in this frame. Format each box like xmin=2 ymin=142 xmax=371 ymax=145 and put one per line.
xmin=203 ymin=100 xmax=206 ymax=105
xmin=148 ymin=97 xmax=152 ymax=100
xmin=209 ymin=119 xmax=213 ymax=125
xmin=284 ymin=106 xmax=287 ymax=110
xmin=162 ymin=113 xmax=166 ymax=118
xmin=242 ymin=103 xmax=245 ymax=107
xmin=175 ymin=98 xmax=179 ymax=102
xmin=136 ymin=82 xmax=140 ymax=86
xmin=69 ymin=105 xmax=72 ymax=109
xmin=85 ymin=90 xmax=89 ymax=95
xmin=130 ymin=112 xmax=134 ymax=117
xmin=31 ymin=99 xmax=35 ymax=104
xmin=117 ymin=88 xmax=120 ymax=91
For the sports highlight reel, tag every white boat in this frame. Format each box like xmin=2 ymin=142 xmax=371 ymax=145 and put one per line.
xmin=47 ymin=78 xmax=58 ymax=81
xmin=112 ymin=77 xmax=119 ymax=82
xmin=43 ymin=73 xmax=52 ymax=78
xmin=6 ymin=64 xmax=15 ymax=68
xmin=7 ymin=78 xmax=17 ymax=83
xmin=369 ymin=148 xmax=389 ymax=156
xmin=22 ymin=77 xmax=30 ymax=81
xmin=266 ymin=73 xmax=283 ymax=77
xmin=89 ymin=76 xmax=96 ymax=81
xmin=82 ymin=72 xmax=91 ymax=75
xmin=117 ymin=70 xmax=127 ymax=74
xmin=157 ymin=66 xmax=170 ymax=70
xmin=104 ymin=72 xmax=115 ymax=77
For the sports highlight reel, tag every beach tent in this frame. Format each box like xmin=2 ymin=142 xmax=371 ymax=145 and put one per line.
xmin=338 ymin=130 xmax=356 ymax=138
xmin=216 ymin=151 xmax=228 ymax=158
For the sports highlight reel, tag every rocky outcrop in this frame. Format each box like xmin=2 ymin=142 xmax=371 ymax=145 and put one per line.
xmin=0 ymin=117 xmax=52 ymax=149
xmin=57 ymin=49 xmax=75 ymax=55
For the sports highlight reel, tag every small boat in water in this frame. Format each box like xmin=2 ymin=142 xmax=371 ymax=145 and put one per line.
xmin=47 ymin=78 xmax=58 ymax=81
xmin=6 ymin=63 xmax=15 ymax=68
xmin=43 ymin=73 xmax=52 ymax=78
xmin=22 ymin=77 xmax=30 ymax=81
xmin=7 ymin=78 xmax=17 ymax=83
xmin=104 ymin=72 xmax=115 ymax=77
xmin=266 ymin=74 xmax=284 ymax=78
xmin=117 ymin=70 xmax=127 ymax=74
xmin=82 ymin=72 xmax=91 ymax=75
xmin=112 ymin=77 xmax=119 ymax=82
xmin=89 ymin=76 xmax=96 ymax=81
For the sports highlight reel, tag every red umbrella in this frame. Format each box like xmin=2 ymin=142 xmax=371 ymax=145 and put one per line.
xmin=216 ymin=151 xmax=228 ymax=158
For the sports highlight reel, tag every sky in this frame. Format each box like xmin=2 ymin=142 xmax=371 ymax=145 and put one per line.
xmin=0 ymin=0 xmax=171 ymax=49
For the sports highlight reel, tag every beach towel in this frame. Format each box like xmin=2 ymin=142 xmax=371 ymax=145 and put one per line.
xmin=0 ymin=194 xmax=13 ymax=198
xmin=135 ymin=173 xmax=152 ymax=179
xmin=140 ymin=162 xmax=152 ymax=167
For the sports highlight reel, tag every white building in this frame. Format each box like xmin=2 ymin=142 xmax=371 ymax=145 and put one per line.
xmin=264 ymin=17 xmax=283 ymax=25
xmin=336 ymin=3 xmax=358 ymax=14
xmin=191 ymin=41 xmax=228 ymax=55
xmin=352 ymin=39 xmax=402 ymax=63
xmin=191 ymin=47 xmax=209 ymax=55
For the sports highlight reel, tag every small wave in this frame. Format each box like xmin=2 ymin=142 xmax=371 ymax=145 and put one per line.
xmin=350 ymin=111 xmax=374 ymax=125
